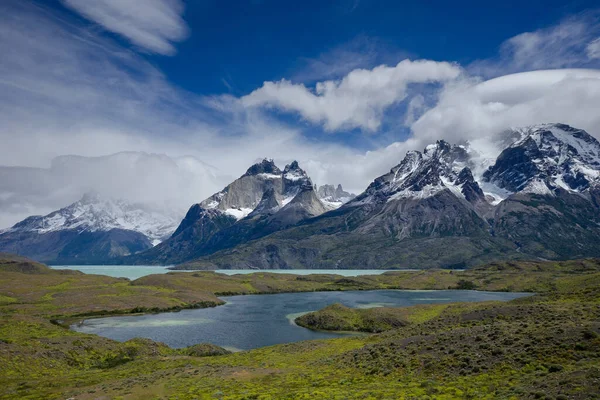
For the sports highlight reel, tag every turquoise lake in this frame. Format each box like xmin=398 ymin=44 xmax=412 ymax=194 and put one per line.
xmin=50 ymin=265 xmax=403 ymax=280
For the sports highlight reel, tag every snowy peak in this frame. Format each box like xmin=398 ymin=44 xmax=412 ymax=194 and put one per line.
xmin=354 ymin=141 xmax=481 ymax=204
xmin=199 ymin=159 xmax=320 ymax=221
xmin=5 ymin=193 xmax=179 ymax=245
xmin=352 ymin=123 xmax=600 ymax=206
xmin=484 ymin=123 xmax=600 ymax=194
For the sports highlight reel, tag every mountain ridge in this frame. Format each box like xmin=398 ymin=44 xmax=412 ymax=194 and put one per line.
xmin=174 ymin=123 xmax=600 ymax=270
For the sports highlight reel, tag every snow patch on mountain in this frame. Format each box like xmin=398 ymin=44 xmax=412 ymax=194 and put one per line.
xmin=484 ymin=123 xmax=600 ymax=194
xmin=3 ymin=193 xmax=179 ymax=244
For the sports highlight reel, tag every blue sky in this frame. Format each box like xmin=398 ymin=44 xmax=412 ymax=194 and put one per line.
xmin=154 ymin=0 xmax=598 ymax=94
xmin=38 ymin=0 xmax=599 ymax=95
xmin=1 ymin=0 xmax=600 ymax=225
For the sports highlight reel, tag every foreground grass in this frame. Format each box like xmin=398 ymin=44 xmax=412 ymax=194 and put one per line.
xmin=1 ymin=254 xmax=599 ymax=399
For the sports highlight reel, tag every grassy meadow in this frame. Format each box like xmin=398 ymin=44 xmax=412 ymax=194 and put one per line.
xmin=0 ymin=254 xmax=599 ymax=399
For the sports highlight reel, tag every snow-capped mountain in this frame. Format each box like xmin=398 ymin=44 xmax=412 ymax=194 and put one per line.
xmin=3 ymin=192 xmax=179 ymax=245
xmin=484 ymin=123 xmax=600 ymax=195
xmin=178 ymin=123 xmax=600 ymax=270
xmin=351 ymin=140 xmax=485 ymax=206
xmin=0 ymin=192 xmax=182 ymax=264
xmin=349 ymin=123 xmax=600 ymax=208
xmin=0 ymin=151 xmax=224 ymax=232
xmin=125 ymin=159 xmax=343 ymax=265
xmin=199 ymin=159 xmax=314 ymax=219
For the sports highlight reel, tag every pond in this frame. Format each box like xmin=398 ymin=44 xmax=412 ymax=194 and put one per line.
xmin=72 ymin=289 xmax=531 ymax=351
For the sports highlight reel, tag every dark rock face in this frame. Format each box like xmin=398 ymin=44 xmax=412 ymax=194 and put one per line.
xmin=484 ymin=140 xmax=544 ymax=192
xmin=456 ymin=168 xmax=486 ymax=204
xmin=0 ymin=228 xmax=152 ymax=265
xmin=490 ymin=190 xmax=600 ymax=259
xmin=248 ymin=188 xmax=282 ymax=217
xmin=127 ymin=205 xmax=237 ymax=265
xmin=268 ymin=183 xmax=327 ymax=228
xmin=243 ymin=158 xmax=281 ymax=177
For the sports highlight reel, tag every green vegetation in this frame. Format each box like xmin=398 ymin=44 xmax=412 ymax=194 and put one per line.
xmin=1 ymin=254 xmax=600 ymax=399
xmin=295 ymin=303 xmax=410 ymax=332
xmin=295 ymin=303 xmax=456 ymax=332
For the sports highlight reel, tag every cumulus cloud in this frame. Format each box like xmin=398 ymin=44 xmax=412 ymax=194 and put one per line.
xmin=242 ymin=59 xmax=462 ymax=131
xmin=61 ymin=0 xmax=188 ymax=55
xmin=408 ymin=69 xmax=600 ymax=176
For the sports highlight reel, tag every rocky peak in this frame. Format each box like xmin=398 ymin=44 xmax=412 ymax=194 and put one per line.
xmin=201 ymin=159 xmax=285 ymax=219
xmin=317 ymin=184 xmax=355 ymax=203
xmin=243 ymin=158 xmax=282 ymax=177
xmin=456 ymin=167 xmax=486 ymax=204
xmin=282 ymin=160 xmax=312 ymax=200
xmin=353 ymin=141 xmax=482 ymax=205
xmin=484 ymin=123 xmax=600 ymax=194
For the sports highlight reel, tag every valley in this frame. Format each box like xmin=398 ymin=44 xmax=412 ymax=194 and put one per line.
xmin=1 ymin=254 xmax=599 ymax=399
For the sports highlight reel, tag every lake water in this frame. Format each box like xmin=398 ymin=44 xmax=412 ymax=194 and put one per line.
xmin=72 ymin=290 xmax=530 ymax=350
xmin=50 ymin=265 xmax=401 ymax=280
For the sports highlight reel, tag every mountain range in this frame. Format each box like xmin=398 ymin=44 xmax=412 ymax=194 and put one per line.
xmin=0 ymin=158 xmax=355 ymax=264
xmin=2 ymin=123 xmax=600 ymax=268
xmin=174 ymin=123 xmax=600 ymax=270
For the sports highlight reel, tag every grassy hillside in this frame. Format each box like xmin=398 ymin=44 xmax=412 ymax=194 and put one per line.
xmin=1 ymin=255 xmax=599 ymax=399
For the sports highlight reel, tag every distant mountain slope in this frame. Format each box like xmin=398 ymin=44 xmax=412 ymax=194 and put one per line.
xmin=176 ymin=123 xmax=600 ymax=270
xmin=0 ymin=193 xmax=180 ymax=264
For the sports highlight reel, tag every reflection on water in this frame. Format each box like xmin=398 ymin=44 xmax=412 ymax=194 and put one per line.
xmin=76 ymin=318 xmax=212 ymax=329
xmin=73 ymin=290 xmax=531 ymax=350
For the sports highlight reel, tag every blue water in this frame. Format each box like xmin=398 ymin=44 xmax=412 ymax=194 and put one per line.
xmin=72 ymin=290 xmax=530 ymax=350
xmin=50 ymin=265 xmax=401 ymax=280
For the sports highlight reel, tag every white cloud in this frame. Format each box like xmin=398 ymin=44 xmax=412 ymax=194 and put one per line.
xmin=290 ymin=35 xmax=412 ymax=84
xmin=588 ymin=38 xmax=600 ymax=59
xmin=61 ymin=0 xmax=188 ymax=55
xmin=408 ymin=69 xmax=600 ymax=176
xmin=242 ymin=59 xmax=462 ymax=131
xmin=470 ymin=12 xmax=600 ymax=77
xmin=0 ymin=152 xmax=225 ymax=229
